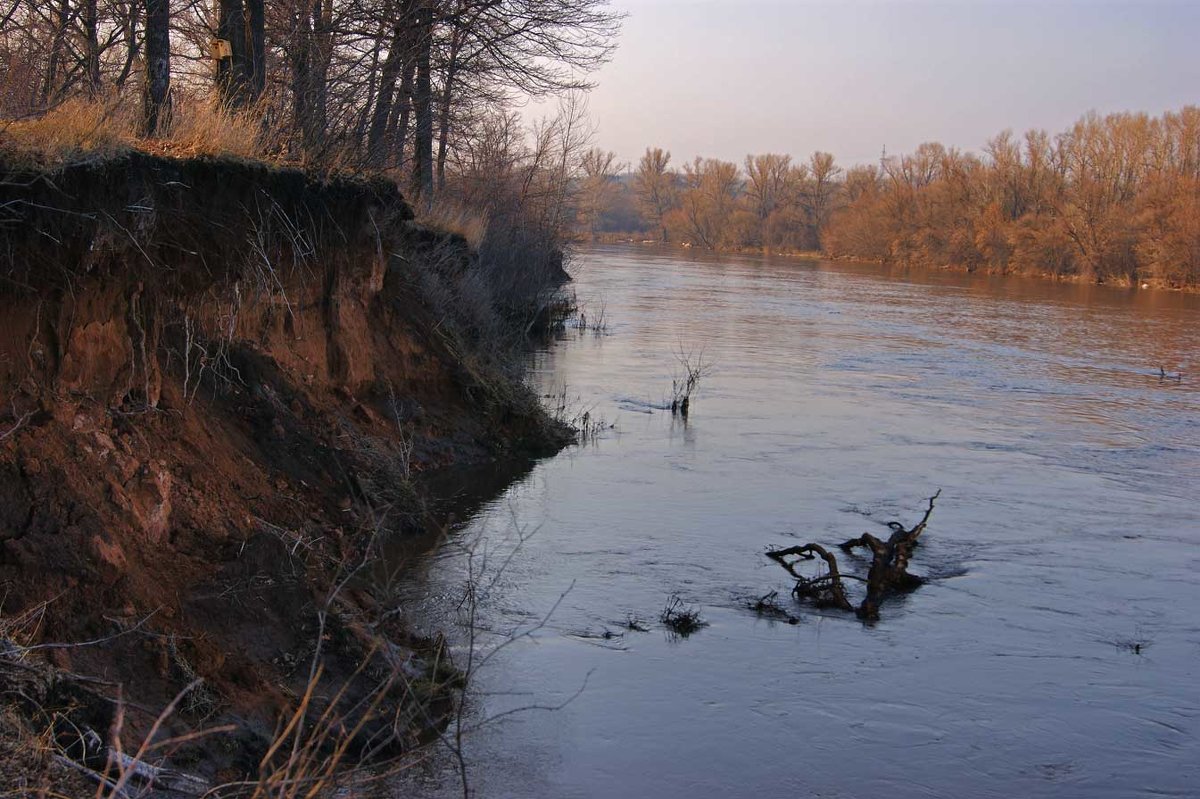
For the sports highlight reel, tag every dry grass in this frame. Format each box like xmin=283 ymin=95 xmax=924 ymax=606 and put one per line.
xmin=0 ymin=597 xmax=51 ymax=654
xmin=0 ymin=706 xmax=92 ymax=799
xmin=0 ymin=96 xmax=137 ymax=164
xmin=0 ymin=618 xmax=441 ymax=799
xmin=0 ymin=94 xmax=269 ymax=167
xmin=161 ymin=95 xmax=267 ymax=160
xmin=415 ymin=198 xmax=490 ymax=250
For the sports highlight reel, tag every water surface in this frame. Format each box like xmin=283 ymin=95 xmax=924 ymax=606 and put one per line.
xmin=398 ymin=247 xmax=1200 ymax=799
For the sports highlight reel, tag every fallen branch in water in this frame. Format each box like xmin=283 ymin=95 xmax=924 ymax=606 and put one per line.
xmin=764 ymin=544 xmax=855 ymax=613
xmin=765 ymin=490 xmax=941 ymax=621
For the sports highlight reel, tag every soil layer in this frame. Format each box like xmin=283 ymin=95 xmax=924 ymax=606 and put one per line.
xmin=0 ymin=152 xmax=566 ymax=791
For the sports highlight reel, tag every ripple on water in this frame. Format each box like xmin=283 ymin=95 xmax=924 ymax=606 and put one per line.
xmin=396 ymin=248 xmax=1200 ymax=799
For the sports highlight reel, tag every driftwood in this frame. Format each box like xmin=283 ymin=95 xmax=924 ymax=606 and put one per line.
xmin=766 ymin=491 xmax=940 ymax=621
xmin=764 ymin=543 xmax=856 ymax=612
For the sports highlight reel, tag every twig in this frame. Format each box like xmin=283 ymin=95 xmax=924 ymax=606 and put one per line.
xmin=22 ymin=609 xmax=160 ymax=653
xmin=0 ymin=409 xmax=32 ymax=441
xmin=51 ymin=755 xmax=126 ymax=798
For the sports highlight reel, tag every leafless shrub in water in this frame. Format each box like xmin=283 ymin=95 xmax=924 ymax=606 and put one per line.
xmin=660 ymin=595 xmax=706 ymax=638
xmin=670 ymin=346 xmax=711 ymax=418
xmin=543 ymin=384 xmax=613 ymax=444
xmin=575 ymin=297 xmax=609 ymax=334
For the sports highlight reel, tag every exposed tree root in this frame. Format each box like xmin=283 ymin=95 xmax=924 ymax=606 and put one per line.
xmin=765 ymin=490 xmax=941 ymax=621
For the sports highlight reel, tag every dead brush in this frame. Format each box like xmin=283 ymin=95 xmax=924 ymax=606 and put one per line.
xmin=0 ymin=669 xmax=232 ymax=798
xmin=659 ymin=595 xmax=707 ymax=638
xmin=573 ymin=409 xmax=612 ymax=444
xmin=542 ymin=385 xmax=611 ymax=444
xmin=574 ymin=298 xmax=608 ymax=334
xmin=750 ymin=591 xmax=800 ymax=625
xmin=0 ymin=704 xmax=87 ymax=797
xmin=669 ymin=346 xmax=711 ymax=418
xmin=89 ymin=682 xmax=231 ymax=798
xmin=209 ymin=508 xmax=461 ymax=798
xmin=228 ymin=655 xmax=436 ymax=799
xmin=0 ymin=601 xmax=230 ymax=796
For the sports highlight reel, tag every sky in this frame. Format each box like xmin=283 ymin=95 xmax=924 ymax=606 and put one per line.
xmin=528 ymin=0 xmax=1200 ymax=169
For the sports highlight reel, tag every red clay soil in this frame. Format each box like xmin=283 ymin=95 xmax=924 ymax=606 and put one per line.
xmin=0 ymin=152 xmax=567 ymax=790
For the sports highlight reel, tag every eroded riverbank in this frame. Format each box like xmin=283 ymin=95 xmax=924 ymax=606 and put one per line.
xmin=0 ymin=153 xmax=567 ymax=791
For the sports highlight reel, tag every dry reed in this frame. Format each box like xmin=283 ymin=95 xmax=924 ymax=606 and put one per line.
xmin=415 ymin=198 xmax=490 ymax=250
xmin=0 ymin=94 xmax=270 ymax=166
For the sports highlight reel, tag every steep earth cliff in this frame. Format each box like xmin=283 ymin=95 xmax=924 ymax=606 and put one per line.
xmin=0 ymin=152 xmax=567 ymax=791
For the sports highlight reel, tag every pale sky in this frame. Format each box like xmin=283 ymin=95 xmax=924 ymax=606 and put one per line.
xmin=533 ymin=0 xmax=1200 ymax=169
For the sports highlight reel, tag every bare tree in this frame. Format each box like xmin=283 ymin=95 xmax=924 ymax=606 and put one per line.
xmin=578 ymin=147 xmax=621 ymax=240
xmin=634 ymin=147 xmax=674 ymax=242
xmin=675 ymin=157 xmax=740 ymax=249
xmin=803 ymin=150 xmax=841 ymax=247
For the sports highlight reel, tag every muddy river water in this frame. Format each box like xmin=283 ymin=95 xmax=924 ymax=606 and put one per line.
xmin=397 ymin=246 xmax=1199 ymax=798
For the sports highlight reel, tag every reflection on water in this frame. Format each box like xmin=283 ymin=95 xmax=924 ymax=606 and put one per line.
xmin=396 ymin=247 xmax=1200 ymax=799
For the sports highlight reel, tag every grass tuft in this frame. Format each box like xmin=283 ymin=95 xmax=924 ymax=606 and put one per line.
xmin=660 ymin=595 xmax=707 ymax=638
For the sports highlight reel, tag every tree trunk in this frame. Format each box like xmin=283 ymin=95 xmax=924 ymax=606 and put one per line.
xmin=217 ymin=0 xmax=264 ymax=105
xmin=355 ymin=30 xmax=384 ymax=149
xmin=303 ymin=0 xmax=331 ymax=155
xmin=366 ymin=26 xmax=406 ymax=167
xmin=114 ymin=1 xmax=140 ymax=90
xmin=247 ymin=0 xmax=266 ymax=100
xmin=84 ymin=0 xmax=101 ymax=95
xmin=435 ymin=29 xmax=462 ymax=191
xmin=392 ymin=58 xmax=415 ymax=170
xmin=289 ymin=0 xmax=329 ymax=157
xmin=216 ymin=0 xmax=247 ymax=103
xmin=143 ymin=0 xmax=171 ymax=135
xmin=410 ymin=2 xmax=434 ymax=205
xmin=42 ymin=0 xmax=71 ymax=105
xmin=290 ymin=26 xmax=311 ymax=154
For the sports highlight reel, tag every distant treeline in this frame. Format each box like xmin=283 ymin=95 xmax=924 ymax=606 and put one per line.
xmin=578 ymin=107 xmax=1200 ymax=289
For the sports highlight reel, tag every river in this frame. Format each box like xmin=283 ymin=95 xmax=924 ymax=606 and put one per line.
xmin=396 ymin=246 xmax=1200 ymax=799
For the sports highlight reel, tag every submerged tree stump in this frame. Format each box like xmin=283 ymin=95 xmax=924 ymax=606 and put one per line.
xmin=766 ymin=490 xmax=940 ymax=621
